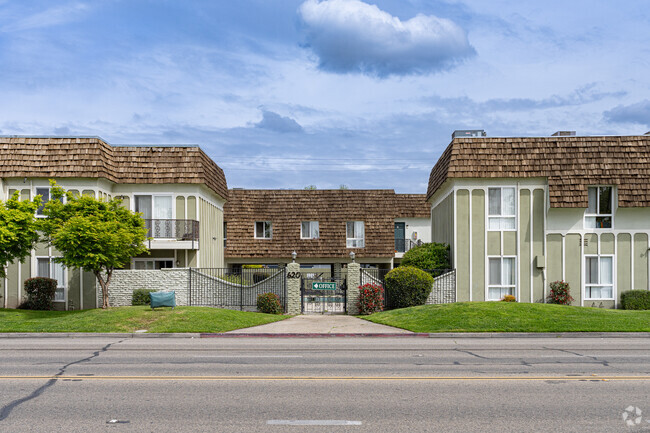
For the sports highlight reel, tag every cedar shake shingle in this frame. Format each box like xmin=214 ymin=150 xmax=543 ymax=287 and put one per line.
xmin=224 ymin=190 xmax=428 ymax=259
xmin=0 ymin=136 xmax=228 ymax=199
xmin=426 ymin=135 xmax=650 ymax=208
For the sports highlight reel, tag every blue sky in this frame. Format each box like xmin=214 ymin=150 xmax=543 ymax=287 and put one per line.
xmin=0 ymin=0 xmax=648 ymax=193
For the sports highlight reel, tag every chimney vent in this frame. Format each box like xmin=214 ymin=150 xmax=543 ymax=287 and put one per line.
xmin=551 ymin=131 xmax=576 ymax=137
xmin=452 ymin=129 xmax=486 ymax=139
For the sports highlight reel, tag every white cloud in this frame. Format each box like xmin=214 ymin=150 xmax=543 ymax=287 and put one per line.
xmin=298 ymin=0 xmax=475 ymax=77
xmin=1 ymin=3 xmax=90 ymax=33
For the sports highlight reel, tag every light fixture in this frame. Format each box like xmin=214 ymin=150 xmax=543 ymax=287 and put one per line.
xmin=291 ymin=251 xmax=297 ymax=263
xmin=349 ymin=251 xmax=355 ymax=262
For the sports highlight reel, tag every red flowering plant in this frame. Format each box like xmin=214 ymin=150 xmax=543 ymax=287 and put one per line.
xmin=357 ymin=283 xmax=384 ymax=315
xmin=547 ymin=281 xmax=574 ymax=305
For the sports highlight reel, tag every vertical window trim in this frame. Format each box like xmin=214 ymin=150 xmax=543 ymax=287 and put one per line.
xmin=584 ymin=186 xmax=614 ymax=229
xmin=254 ymin=221 xmax=272 ymax=239
xmin=487 ymin=256 xmax=517 ymax=301
xmin=584 ymin=254 xmax=614 ymax=300
xmin=487 ymin=187 xmax=517 ymax=231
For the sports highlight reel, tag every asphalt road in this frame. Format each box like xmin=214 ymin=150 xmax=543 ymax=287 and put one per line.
xmin=0 ymin=336 xmax=649 ymax=432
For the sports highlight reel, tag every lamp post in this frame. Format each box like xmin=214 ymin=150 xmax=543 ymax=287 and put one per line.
xmin=349 ymin=251 xmax=355 ymax=263
xmin=291 ymin=251 xmax=297 ymax=263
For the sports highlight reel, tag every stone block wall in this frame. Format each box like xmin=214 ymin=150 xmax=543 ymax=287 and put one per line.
xmin=99 ymin=268 xmax=190 ymax=307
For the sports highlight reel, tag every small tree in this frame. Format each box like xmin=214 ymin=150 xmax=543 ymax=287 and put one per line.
xmin=40 ymin=182 xmax=149 ymax=309
xmin=401 ymin=242 xmax=450 ymax=270
xmin=0 ymin=192 xmax=41 ymax=279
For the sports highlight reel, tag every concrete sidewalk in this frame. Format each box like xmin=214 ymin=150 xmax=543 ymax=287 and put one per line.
xmin=225 ymin=315 xmax=412 ymax=334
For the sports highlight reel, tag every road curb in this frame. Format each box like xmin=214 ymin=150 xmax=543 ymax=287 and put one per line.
xmin=0 ymin=333 xmax=201 ymax=339
xmin=426 ymin=332 xmax=650 ymax=338
xmin=201 ymin=333 xmax=429 ymax=338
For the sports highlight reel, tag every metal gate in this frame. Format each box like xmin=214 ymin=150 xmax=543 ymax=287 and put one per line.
xmin=189 ymin=267 xmax=287 ymax=312
xmin=301 ymin=274 xmax=347 ymax=314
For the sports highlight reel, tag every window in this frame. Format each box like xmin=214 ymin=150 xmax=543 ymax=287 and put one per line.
xmin=135 ymin=195 xmax=174 ymax=237
xmin=133 ymin=259 xmax=174 ymax=270
xmin=35 ymin=187 xmax=63 ymax=216
xmin=37 ymin=258 xmax=65 ymax=302
xmin=255 ymin=221 xmax=272 ymax=239
xmin=488 ymin=187 xmax=516 ymax=230
xmin=488 ymin=257 xmax=515 ymax=300
xmin=301 ymin=221 xmax=319 ymax=239
xmin=223 ymin=222 xmax=227 ymax=248
xmin=585 ymin=256 xmax=613 ymax=299
xmin=585 ymin=186 xmax=613 ymax=229
xmin=135 ymin=195 xmax=172 ymax=220
xmin=346 ymin=221 xmax=365 ymax=248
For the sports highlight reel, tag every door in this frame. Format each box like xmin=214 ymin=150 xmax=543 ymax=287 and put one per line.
xmin=394 ymin=222 xmax=406 ymax=252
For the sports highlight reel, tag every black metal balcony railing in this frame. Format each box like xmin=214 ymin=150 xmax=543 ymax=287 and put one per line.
xmin=394 ymin=238 xmax=421 ymax=253
xmin=143 ymin=219 xmax=199 ymax=241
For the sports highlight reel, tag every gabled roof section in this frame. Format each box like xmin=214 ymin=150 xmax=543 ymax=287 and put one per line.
xmin=426 ymin=135 xmax=650 ymax=208
xmin=0 ymin=136 xmax=228 ymax=200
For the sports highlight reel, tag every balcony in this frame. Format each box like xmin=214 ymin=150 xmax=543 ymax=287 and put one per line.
xmin=394 ymin=238 xmax=421 ymax=256
xmin=144 ymin=219 xmax=199 ymax=249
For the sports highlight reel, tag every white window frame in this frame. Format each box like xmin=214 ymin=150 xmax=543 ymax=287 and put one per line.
xmin=487 ymin=256 xmax=516 ymax=301
xmin=301 ymin=221 xmax=320 ymax=239
xmin=133 ymin=194 xmax=174 ymax=219
xmin=346 ymin=221 xmax=365 ymax=248
xmin=584 ymin=186 xmax=614 ymax=230
xmin=487 ymin=187 xmax=517 ymax=231
xmin=584 ymin=254 xmax=614 ymax=300
xmin=255 ymin=221 xmax=272 ymax=239
xmin=35 ymin=187 xmax=64 ymax=217
xmin=36 ymin=257 xmax=66 ymax=302
xmin=132 ymin=258 xmax=175 ymax=270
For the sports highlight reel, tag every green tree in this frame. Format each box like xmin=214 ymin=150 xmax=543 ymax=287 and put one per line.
xmin=401 ymin=242 xmax=450 ymax=270
xmin=304 ymin=185 xmax=317 ymax=190
xmin=40 ymin=182 xmax=149 ymax=309
xmin=0 ymin=192 xmax=41 ymax=279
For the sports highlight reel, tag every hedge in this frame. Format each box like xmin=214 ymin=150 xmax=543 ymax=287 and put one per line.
xmin=132 ymin=289 xmax=159 ymax=306
xmin=384 ymin=266 xmax=434 ymax=308
xmin=621 ymin=290 xmax=650 ymax=310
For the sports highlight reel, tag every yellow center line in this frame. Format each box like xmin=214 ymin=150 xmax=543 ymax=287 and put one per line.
xmin=0 ymin=375 xmax=648 ymax=381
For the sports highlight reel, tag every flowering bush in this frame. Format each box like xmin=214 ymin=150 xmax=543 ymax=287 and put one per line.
xmin=357 ymin=283 xmax=384 ymax=315
xmin=501 ymin=294 xmax=516 ymax=302
xmin=547 ymin=281 xmax=574 ymax=305
xmin=257 ymin=292 xmax=283 ymax=314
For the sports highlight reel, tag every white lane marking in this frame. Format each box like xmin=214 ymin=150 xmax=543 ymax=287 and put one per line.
xmin=267 ymin=420 xmax=362 ymax=426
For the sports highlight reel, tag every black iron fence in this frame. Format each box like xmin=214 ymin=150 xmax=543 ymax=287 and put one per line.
xmin=144 ymin=219 xmax=199 ymax=242
xmin=360 ymin=268 xmax=456 ymax=310
xmin=188 ymin=267 xmax=286 ymax=311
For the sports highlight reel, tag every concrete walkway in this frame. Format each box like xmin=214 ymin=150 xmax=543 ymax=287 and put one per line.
xmin=225 ymin=315 xmax=412 ymax=334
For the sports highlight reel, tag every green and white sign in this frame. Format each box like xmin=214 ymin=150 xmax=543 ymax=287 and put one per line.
xmin=312 ymin=282 xmax=337 ymax=290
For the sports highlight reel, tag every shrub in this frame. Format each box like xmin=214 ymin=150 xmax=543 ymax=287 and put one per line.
xmin=218 ymin=274 xmax=244 ymax=285
xmin=400 ymin=243 xmax=450 ymax=270
xmin=621 ymin=290 xmax=650 ymax=310
xmin=547 ymin=281 xmax=574 ymax=305
xmin=384 ymin=266 xmax=434 ymax=309
xmin=23 ymin=277 xmax=57 ymax=310
xmin=257 ymin=292 xmax=283 ymax=314
xmin=357 ymin=283 xmax=384 ymax=315
xmin=501 ymin=294 xmax=516 ymax=302
xmin=132 ymin=289 xmax=158 ymax=306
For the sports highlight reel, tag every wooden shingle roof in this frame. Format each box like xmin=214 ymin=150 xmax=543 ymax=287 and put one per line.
xmin=0 ymin=136 xmax=228 ymax=199
xmin=393 ymin=194 xmax=430 ymax=218
xmin=224 ymin=189 xmax=427 ymax=259
xmin=426 ymin=135 xmax=650 ymax=208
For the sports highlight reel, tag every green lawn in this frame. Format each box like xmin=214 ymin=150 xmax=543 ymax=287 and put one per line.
xmin=363 ymin=302 xmax=650 ymax=332
xmin=0 ymin=306 xmax=288 ymax=333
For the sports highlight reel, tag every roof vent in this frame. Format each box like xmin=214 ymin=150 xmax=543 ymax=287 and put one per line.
xmin=452 ymin=129 xmax=486 ymax=139
xmin=551 ymin=131 xmax=576 ymax=136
